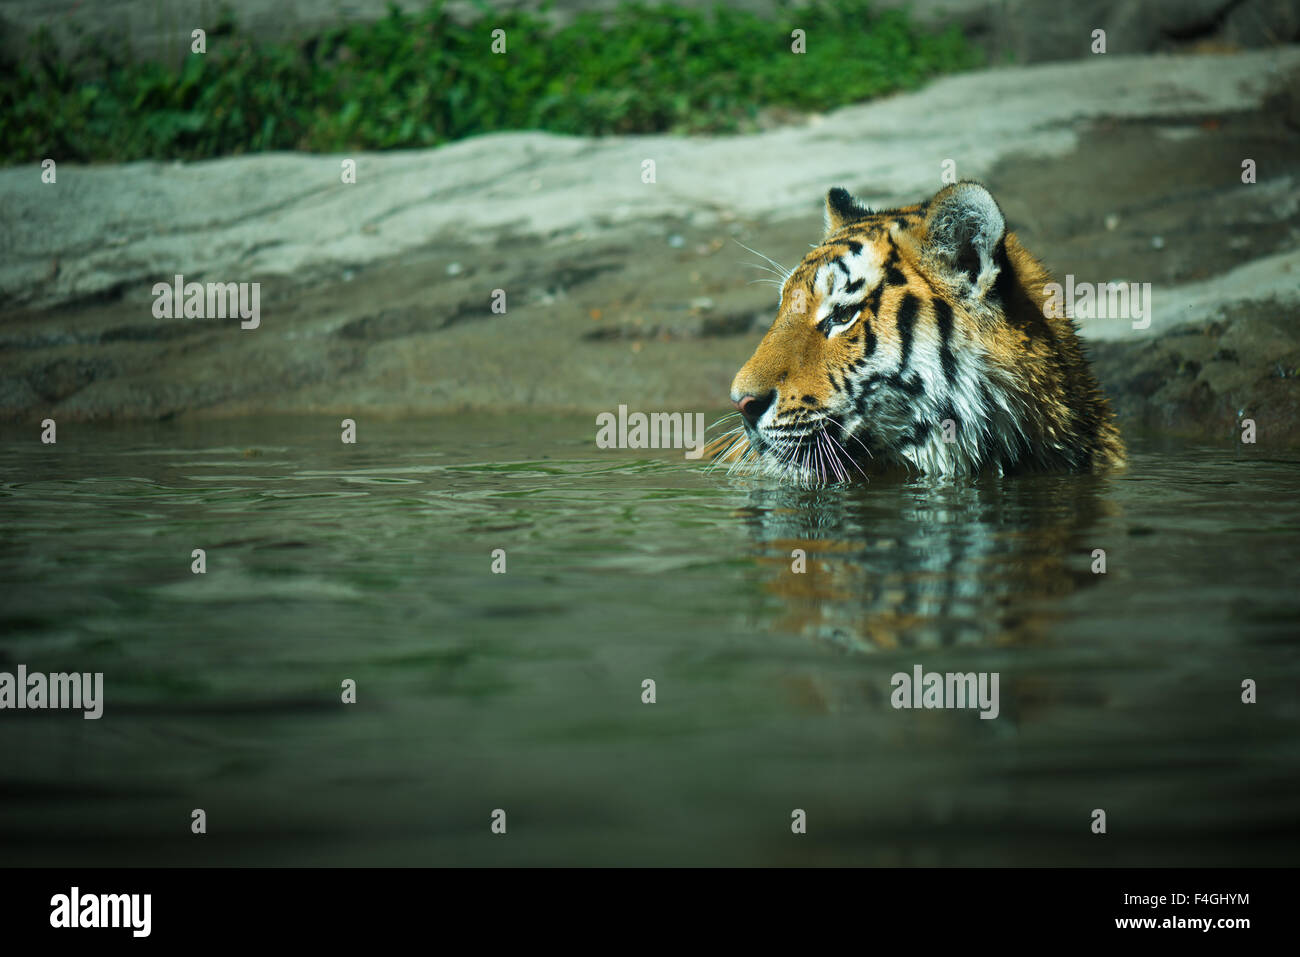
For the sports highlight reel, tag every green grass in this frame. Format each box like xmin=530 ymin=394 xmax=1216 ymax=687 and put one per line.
xmin=0 ymin=1 xmax=981 ymax=165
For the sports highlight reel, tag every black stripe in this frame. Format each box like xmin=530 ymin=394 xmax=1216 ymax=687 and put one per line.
xmin=896 ymin=293 xmax=920 ymax=371
xmin=864 ymin=282 xmax=883 ymax=317
xmin=883 ymin=243 xmax=905 ymax=285
xmin=861 ymin=319 xmax=877 ymax=358
xmin=888 ymin=372 xmax=925 ymax=397
xmin=844 ymin=277 xmax=864 ymax=293
xmin=898 ymin=419 xmax=931 ymax=448
xmin=933 ymin=298 xmax=958 ymax=385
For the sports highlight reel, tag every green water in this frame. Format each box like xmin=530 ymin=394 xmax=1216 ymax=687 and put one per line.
xmin=1 ymin=415 xmax=1298 ymax=866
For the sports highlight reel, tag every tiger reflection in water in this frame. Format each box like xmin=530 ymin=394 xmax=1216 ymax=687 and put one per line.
xmin=731 ymin=474 xmax=1118 ymax=715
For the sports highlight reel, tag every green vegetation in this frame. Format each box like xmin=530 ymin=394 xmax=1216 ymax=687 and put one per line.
xmin=1 ymin=1 xmax=980 ymax=165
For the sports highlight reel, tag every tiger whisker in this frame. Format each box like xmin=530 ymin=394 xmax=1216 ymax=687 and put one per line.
xmin=819 ymin=432 xmax=845 ymax=484
xmin=824 ymin=427 xmax=869 ymax=481
xmin=823 ymin=413 xmax=874 ymax=461
xmin=741 ymin=262 xmax=786 ymax=279
xmin=733 ymin=240 xmax=791 ymax=282
xmin=706 ymin=412 xmax=741 ymax=431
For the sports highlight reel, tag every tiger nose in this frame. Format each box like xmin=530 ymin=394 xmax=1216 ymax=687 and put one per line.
xmin=733 ymin=390 xmax=776 ymax=426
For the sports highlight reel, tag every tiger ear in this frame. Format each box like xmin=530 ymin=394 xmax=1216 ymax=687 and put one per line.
xmin=921 ymin=181 xmax=1006 ymax=298
xmin=824 ymin=187 xmax=871 ymax=234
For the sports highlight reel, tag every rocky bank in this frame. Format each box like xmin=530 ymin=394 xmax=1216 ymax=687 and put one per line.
xmin=1 ymin=47 xmax=1298 ymax=442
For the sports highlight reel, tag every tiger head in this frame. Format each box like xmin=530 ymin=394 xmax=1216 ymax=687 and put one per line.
xmin=725 ymin=180 xmax=1123 ymax=483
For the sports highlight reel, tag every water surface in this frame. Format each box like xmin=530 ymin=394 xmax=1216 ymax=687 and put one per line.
xmin=1 ymin=415 xmax=1297 ymax=865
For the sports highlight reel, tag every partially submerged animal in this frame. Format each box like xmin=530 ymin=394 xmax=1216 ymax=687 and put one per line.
xmin=718 ymin=181 xmax=1124 ymax=484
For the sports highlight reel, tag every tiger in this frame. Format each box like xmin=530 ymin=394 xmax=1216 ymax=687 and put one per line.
xmin=718 ymin=180 xmax=1125 ymax=484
